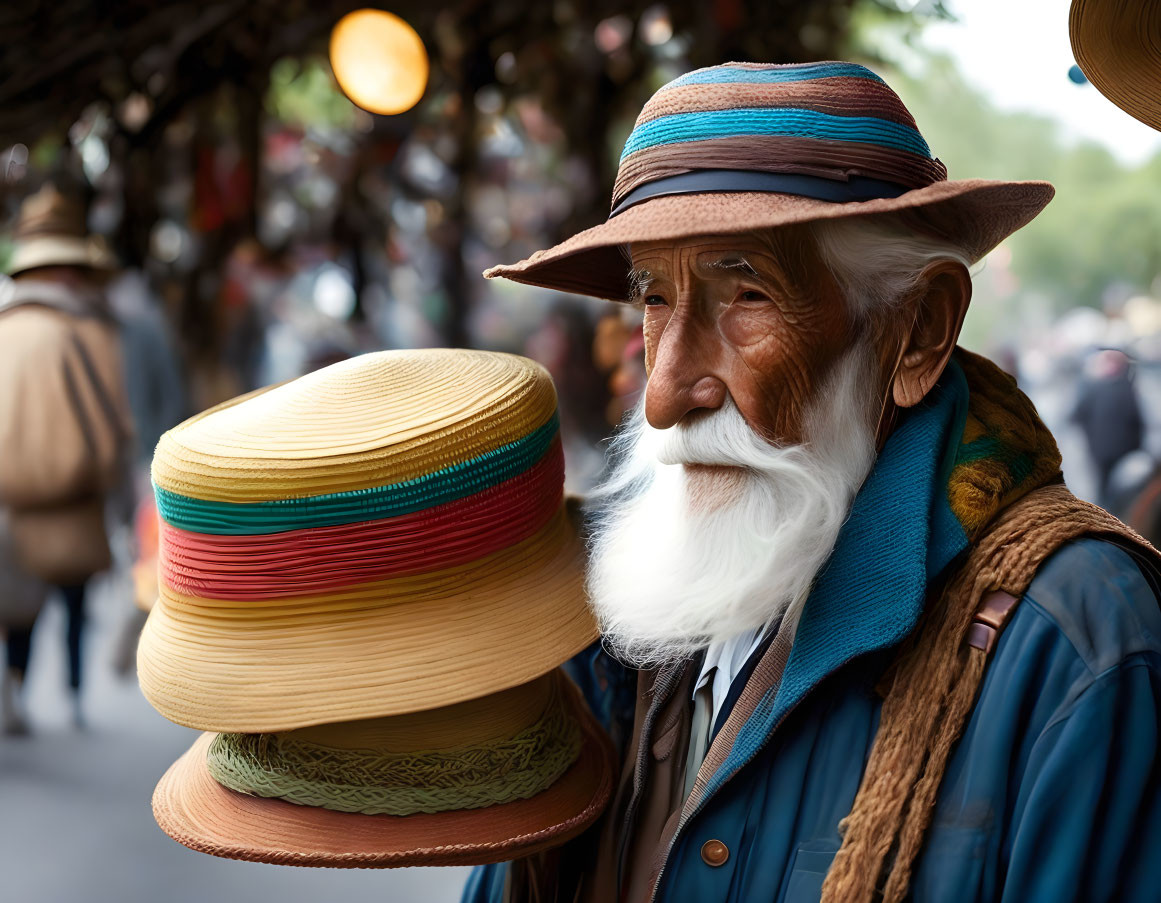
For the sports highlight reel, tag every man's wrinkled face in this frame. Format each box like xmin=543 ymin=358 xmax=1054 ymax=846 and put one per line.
xmin=586 ymin=227 xmax=882 ymax=665
xmin=588 ymin=223 xmax=969 ymax=664
xmin=631 ymin=229 xmax=856 ymax=444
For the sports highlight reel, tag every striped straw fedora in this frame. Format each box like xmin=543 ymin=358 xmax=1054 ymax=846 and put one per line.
xmin=137 ymin=348 xmax=599 ymax=733
xmin=152 ymin=669 xmax=615 ymax=867
xmin=485 ymin=61 xmax=1055 ymax=300
xmin=1071 ymin=0 xmax=1161 ymax=132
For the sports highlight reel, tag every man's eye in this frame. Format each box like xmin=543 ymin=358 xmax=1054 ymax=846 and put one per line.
xmin=739 ymin=290 xmax=768 ymax=303
xmin=643 ymin=295 xmax=668 ymax=307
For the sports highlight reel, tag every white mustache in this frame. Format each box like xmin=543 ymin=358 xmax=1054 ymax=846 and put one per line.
xmin=649 ymin=396 xmax=813 ymax=474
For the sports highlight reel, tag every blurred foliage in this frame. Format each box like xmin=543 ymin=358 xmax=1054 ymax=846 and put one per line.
xmin=884 ymin=54 xmax=1161 ymax=308
xmin=843 ymin=0 xmax=954 ymax=54
xmin=266 ymin=57 xmax=358 ymax=131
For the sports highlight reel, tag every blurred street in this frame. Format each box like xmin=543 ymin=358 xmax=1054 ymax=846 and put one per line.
xmin=0 ymin=580 xmax=470 ymax=903
xmin=5 ymin=1 xmax=1161 ymax=900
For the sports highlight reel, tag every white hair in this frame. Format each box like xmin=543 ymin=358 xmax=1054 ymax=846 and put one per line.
xmin=584 ymin=342 xmax=878 ymax=667
xmin=807 ymin=216 xmax=974 ymax=320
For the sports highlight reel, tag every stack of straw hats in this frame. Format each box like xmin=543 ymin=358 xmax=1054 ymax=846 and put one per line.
xmin=140 ymin=349 xmax=612 ymax=867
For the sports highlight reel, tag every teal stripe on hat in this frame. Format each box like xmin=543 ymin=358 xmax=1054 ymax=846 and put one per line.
xmin=662 ymin=62 xmax=884 ymax=90
xmin=155 ymin=413 xmax=560 ymax=535
xmin=621 ymin=107 xmax=932 ymax=161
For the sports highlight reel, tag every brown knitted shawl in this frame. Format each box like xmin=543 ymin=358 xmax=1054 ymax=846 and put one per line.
xmin=820 ymin=482 xmax=1161 ymax=902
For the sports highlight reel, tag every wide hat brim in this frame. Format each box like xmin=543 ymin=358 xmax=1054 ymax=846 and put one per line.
xmin=1070 ymin=0 xmax=1161 ymax=133
xmin=152 ymin=686 xmax=615 ymax=868
xmin=485 ymin=180 xmax=1054 ymax=301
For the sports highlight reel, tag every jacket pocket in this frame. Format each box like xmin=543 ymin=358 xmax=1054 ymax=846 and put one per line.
xmin=782 ymin=844 xmax=838 ymax=903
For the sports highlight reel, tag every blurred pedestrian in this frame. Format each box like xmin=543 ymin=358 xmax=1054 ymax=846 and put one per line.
xmin=110 ymin=489 xmax=160 ymax=678
xmin=1070 ymin=349 xmax=1144 ymax=506
xmin=105 ymin=268 xmax=186 ymax=470
xmin=0 ymin=183 xmax=133 ymax=729
xmin=104 ymin=270 xmax=185 ymax=676
xmin=0 ymin=510 xmax=50 ymax=735
xmin=592 ymin=312 xmax=645 ymax=427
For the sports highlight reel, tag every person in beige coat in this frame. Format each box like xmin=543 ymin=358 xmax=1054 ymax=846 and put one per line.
xmin=0 ymin=184 xmax=133 ymax=730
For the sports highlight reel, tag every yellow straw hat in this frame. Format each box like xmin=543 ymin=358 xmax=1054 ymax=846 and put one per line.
xmin=138 ymin=349 xmax=598 ymax=732
xmin=1070 ymin=0 xmax=1161 ymax=132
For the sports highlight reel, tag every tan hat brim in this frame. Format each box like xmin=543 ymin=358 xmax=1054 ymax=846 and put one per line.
xmin=1070 ymin=0 xmax=1161 ymax=133
xmin=7 ymin=236 xmax=116 ymax=276
xmin=152 ymin=688 xmax=615 ymax=868
xmin=137 ymin=510 xmax=598 ymax=732
xmin=484 ymin=180 xmax=1054 ymax=301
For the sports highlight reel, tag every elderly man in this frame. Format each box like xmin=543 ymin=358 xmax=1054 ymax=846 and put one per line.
xmin=465 ymin=62 xmax=1161 ymax=903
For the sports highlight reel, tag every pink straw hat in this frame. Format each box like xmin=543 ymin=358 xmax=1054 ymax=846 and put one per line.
xmin=485 ymin=61 xmax=1054 ymax=301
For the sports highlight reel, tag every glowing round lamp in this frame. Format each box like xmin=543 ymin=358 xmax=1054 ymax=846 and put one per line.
xmin=329 ymin=9 xmax=428 ymax=116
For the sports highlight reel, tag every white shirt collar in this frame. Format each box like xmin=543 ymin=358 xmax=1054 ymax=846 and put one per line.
xmin=692 ymin=625 xmax=767 ymax=731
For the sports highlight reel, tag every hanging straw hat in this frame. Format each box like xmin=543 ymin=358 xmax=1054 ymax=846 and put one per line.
xmin=1070 ymin=0 xmax=1161 ymax=132
xmin=152 ymin=669 xmax=614 ymax=867
xmin=6 ymin=184 xmax=115 ymax=276
xmin=138 ymin=349 xmax=599 ymax=732
xmin=484 ymin=61 xmax=1054 ymax=301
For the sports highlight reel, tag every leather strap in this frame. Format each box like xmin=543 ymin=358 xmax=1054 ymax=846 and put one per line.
xmin=965 ymin=590 xmax=1020 ymax=655
xmin=966 ymin=530 xmax=1161 ymax=656
xmin=67 ymin=330 xmax=131 ymax=448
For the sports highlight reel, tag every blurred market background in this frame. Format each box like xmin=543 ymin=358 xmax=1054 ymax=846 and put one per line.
xmin=5 ymin=0 xmax=1161 ymax=900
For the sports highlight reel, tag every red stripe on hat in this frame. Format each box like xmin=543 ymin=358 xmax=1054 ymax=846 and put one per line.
xmin=159 ymin=438 xmax=566 ymax=600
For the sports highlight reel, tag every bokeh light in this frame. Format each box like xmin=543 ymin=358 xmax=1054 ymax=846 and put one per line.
xmin=328 ymin=9 xmax=428 ymax=116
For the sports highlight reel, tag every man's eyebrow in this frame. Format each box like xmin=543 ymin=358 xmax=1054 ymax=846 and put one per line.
xmin=705 ymin=255 xmax=759 ymax=276
xmin=627 ymin=266 xmax=655 ymax=298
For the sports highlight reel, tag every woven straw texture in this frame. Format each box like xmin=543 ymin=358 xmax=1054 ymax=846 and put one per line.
xmin=138 ymin=349 xmax=598 ymax=732
xmin=1071 ymin=0 xmax=1161 ymax=132
xmin=151 ymin=675 xmax=616 ymax=869
xmin=484 ymin=61 xmax=1054 ymax=300
xmin=205 ymin=672 xmax=581 ymax=816
xmin=152 ymin=349 xmax=557 ymax=500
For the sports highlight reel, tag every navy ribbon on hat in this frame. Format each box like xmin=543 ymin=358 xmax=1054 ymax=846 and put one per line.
xmin=609 ymin=169 xmax=911 ymax=218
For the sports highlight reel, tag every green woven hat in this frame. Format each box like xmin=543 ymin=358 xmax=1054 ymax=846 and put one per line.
xmin=153 ymin=670 xmax=615 ymax=868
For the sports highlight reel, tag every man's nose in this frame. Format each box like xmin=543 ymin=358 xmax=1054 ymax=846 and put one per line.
xmin=644 ymin=312 xmax=727 ymax=430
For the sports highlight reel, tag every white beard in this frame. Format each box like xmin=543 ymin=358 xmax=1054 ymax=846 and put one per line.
xmin=585 ymin=344 xmax=880 ymax=668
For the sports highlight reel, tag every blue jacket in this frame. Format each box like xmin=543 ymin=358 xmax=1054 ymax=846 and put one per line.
xmin=465 ymin=365 xmax=1161 ymax=903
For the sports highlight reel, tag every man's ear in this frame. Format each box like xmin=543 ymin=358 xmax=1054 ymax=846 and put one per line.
xmin=893 ymin=261 xmax=972 ymax=408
